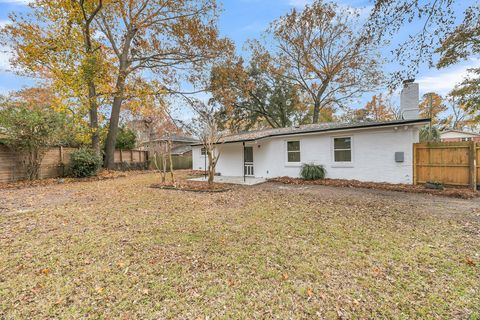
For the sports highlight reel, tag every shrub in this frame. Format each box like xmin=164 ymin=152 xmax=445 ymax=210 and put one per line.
xmin=419 ymin=126 xmax=440 ymax=142
xmin=425 ymin=180 xmax=444 ymax=190
xmin=115 ymin=127 xmax=136 ymax=150
xmin=0 ymin=105 xmax=65 ymax=180
xmin=300 ymin=163 xmax=326 ymax=180
xmin=69 ymin=148 xmax=102 ymax=177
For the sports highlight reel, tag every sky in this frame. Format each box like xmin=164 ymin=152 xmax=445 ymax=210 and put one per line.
xmin=0 ymin=0 xmax=478 ymax=114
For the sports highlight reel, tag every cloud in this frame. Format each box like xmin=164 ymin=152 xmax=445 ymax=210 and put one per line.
xmin=417 ymin=58 xmax=480 ymax=95
xmin=240 ymin=21 xmax=267 ymax=32
xmin=0 ymin=45 xmax=13 ymax=72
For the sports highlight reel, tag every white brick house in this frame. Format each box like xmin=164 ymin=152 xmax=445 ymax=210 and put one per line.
xmin=192 ymin=81 xmax=429 ymax=184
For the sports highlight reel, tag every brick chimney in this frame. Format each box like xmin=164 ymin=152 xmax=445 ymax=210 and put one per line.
xmin=400 ymin=79 xmax=420 ymax=120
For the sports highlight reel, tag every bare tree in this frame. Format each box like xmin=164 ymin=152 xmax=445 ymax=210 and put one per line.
xmin=189 ymin=100 xmax=224 ymax=185
xmin=445 ymin=95 xmax=477 ymax=131
xmin=254 ymin=0 xmax=383 ymax=123
xmin=368 ymin=0 xmax=479 ymax=88
xmin=151 ymin=145 xmax=168 ymax=183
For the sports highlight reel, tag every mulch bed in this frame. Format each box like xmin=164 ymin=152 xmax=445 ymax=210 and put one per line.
xmin=150 ymin=180 xmax=231 ymax=193
xmin=0 ymin=170 xmax=152 ymax=190
xmin=269 ymin=177 xmax=479 ymax=199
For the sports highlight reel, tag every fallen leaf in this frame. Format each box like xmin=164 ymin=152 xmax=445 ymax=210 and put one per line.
xmin=307 ymin=288 xmax=313 ymax=297
xmin=464 ymin=257 xmax=476 ymax=266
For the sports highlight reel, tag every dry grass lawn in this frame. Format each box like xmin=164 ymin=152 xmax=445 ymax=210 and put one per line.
xmin=1 ymin=171 xmax=479 ymax=319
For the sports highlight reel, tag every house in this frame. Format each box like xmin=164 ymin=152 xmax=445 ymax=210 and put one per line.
xmin=143 ymin=135 xmax=199 ymax=156
xmin=127 ymin=118 xmax=198 ymax=155
xmin=440 ymin=130 xmax=480 ymax=142
xmin=192 ymin=81 xmax=430 ymax=184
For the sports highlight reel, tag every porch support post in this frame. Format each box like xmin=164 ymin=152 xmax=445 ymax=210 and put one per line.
xmin=243 ymin=142 xmax=245 ymax=182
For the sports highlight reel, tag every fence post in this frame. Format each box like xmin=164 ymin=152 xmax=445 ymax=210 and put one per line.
xmin=60 ymin=146 xmax=64 ymax=163
xmin=59 ymin=146 xmax=65 ymax=177
xmin=469 ymin=141 xmax=477 ymax=191
xmin=412 ymin=143 xmax=417 ymax=185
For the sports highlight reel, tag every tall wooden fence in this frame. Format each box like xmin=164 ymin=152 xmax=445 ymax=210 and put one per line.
xmin=0 ymin=145 xmax=77 ymax=182
xmin=114 ymin=149 xmax=148 ymax=164
xmin=413 ymin=141 xmax=479 ymax=190
xmin=0 ymin=145 xmax=148 ymax=183
xmin=150 ymin=154 xmax=192 ymax=170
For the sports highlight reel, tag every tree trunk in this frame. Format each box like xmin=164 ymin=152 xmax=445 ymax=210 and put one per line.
xmin=312 ymin=100 xmax=320 ymax=124
xmin=104 ymin=71 xmax=127 ymax=169
xmin=88 ymin=84 xmax=100 ymax=155
xmin=161 ymin=152 xmax=167 ymax=183
xmin=168 ymin=139 xmax=175 ymax=184
xmin=79 ymin=2 xmax=102 ymax=156
xmin=208 ymin=163 xmax=214 ymax=184
xmin=207 ymin=151 xmax=215 ymax=185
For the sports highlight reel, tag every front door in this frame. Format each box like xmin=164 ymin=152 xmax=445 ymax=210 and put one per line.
xmin=244 ymin=146 xmax=254 ymax=176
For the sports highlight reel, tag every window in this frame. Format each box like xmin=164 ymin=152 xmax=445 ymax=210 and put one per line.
xmin=201 ymin=147 xmax=206 ymax=155
xmin=287 ymin=141 xmax=301 ymax=162
xmin=333 ymin=137 xmax=352 ymax=162
xmin=462 ymin=137 xmax=472 ymax=142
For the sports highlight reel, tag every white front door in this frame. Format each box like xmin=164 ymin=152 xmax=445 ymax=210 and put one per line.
xmin=244 ymin=146 xmax=254 ymax=176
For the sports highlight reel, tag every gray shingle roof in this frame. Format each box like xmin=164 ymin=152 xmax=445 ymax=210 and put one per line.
xmin=193 ymin=118 xmax=430 ymax=145
xmin=150 ymin=134 xmax=199 ymax=143
xmin=441 ymin=129 xmax=480 ymax=136
xmin=171 ymin=145 xmax=192 ymax=155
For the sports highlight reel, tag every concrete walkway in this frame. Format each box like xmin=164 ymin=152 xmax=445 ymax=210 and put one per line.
xmin=189 ymin=176 xmax=267 ymax=185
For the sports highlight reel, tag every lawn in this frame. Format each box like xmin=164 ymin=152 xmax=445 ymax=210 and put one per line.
xmin=1 ymin=172 xmax=479 ymax=319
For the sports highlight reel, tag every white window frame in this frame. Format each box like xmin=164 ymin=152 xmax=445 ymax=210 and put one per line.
xmin=200 ymin=147 xmax=206 ymax=156
xmin=461 ymin=137 xmax=472 ymax=142
xmin=331 ymin=136 xmax=354 ymax=167
xmin=285 ymin=140 xmax=301 ymax=166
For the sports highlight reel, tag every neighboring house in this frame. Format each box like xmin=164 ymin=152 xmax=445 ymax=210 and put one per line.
xmin=440 ymin=130 xmax=480 ymax=142
xmin=127 ymin=119 xmax=198 ymax=154
xmin=144 ymin=135 xmax=199 ymax=156
xmin=192 ymin=81 xmax=430 ymax=184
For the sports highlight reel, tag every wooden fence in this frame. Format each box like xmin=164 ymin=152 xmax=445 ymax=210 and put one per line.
xmin=150 ymin=154 xmax=192 ymax=170
xmin=114 ymin=149 xmax=148 ymax=164
xmin=413 ymin=141 xmax=479 ymax=190
xmin=0 ymin=145 xmax=148 ymax=183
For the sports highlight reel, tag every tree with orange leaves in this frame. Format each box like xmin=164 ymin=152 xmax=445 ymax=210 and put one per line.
xmin=252 ymin=0 xmax=383 ymax=124
xmin=1 ymin=0 xmax=108 ymax=155
xmin=95 ymin=0 xmax=233 ymax=168
xmin=419 ymin=92 xmax=448 ymax=126
xmin=2 ymin=0 xmax=233 ymax=169
xmin=363 ymin=94 xmax=396 ymax=121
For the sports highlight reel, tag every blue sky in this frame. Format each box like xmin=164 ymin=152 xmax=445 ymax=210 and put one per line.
xmin=1 ymin=0 xmax=479 ymax=110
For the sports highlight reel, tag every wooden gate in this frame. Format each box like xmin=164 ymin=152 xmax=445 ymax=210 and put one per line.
xmin=413 ymin=141 xmax=479 ymax=190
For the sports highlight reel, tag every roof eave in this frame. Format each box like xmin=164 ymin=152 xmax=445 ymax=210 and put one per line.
xmin=192 ymin=118 xmax=430 ymax=146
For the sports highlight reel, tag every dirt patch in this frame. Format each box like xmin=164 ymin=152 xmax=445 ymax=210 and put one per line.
xmin=0 ymin=169 xmax=142 ymax=190
xmin=269 ymin=176 xmax=479 ymax=199
xmin=151 ymin=180 xmax=231 ymax=192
